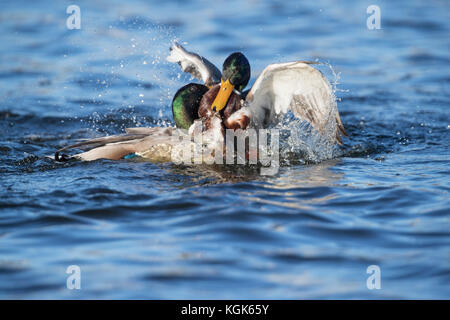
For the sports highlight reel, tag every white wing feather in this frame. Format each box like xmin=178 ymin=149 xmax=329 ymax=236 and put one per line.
xmin=245 ymin=61 xmax=347 ymax=143
xmin=167 ymin=42 xmax=221 ymax=86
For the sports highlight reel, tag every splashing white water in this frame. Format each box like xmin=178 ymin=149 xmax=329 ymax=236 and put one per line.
xmin=277 ymin=61 xmax=344 ymax=164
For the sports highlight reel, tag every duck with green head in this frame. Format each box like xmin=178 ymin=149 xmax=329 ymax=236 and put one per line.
xmin=171 ymin=51 xmax=251 ymax=131
xmin=168 ymin=42 xmax=347 ymax=143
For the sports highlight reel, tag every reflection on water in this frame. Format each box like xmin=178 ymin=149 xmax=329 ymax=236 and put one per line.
xmin=242 ymin=160 xmax=343 ymax=210
xmin=273 ymin=160 xmax=343 ymax=189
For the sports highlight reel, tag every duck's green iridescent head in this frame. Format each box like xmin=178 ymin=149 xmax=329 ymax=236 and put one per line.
xmin=222 ymin=52 xmax=251 ymax=92
xmin=211 ymin=52 xmax=251 ymax=112
xmin=172 ymin=83 xmax=209 ymax=129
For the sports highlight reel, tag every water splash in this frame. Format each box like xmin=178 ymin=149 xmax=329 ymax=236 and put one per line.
xmin=277 ymin=61 xmax=343 ymax=164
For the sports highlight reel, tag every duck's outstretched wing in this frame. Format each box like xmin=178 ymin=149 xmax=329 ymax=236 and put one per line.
xmin=245 ymin=61 xmax=347 ymax=143
xmin=55 ymin=127 xmax=176 ymax=161
xmin=167 ymin=42 xmax=221 ymax=87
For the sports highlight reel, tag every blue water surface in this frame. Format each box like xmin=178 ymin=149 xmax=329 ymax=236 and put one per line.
xmin=0 ymin=0 xmax=449 ymax=299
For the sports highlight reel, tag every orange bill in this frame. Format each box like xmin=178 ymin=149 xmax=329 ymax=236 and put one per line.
xmin=211 ymin=79 xmax=234 ymax=112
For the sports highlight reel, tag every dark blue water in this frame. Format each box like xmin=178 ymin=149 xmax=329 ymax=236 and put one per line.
xmin=0 ymin=0 xmax=449 ymax=299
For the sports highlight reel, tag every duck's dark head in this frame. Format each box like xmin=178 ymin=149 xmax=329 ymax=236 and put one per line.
xmin=211 ymin=52 xmax=250 ymax=113
xmin=172 ymin=83 xmax=209 ymax=129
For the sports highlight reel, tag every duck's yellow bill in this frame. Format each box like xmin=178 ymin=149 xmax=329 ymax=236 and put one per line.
xmin=211 ymin=79 xmax=234 ymax=112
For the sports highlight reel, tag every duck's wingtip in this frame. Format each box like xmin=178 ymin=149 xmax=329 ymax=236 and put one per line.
xmin=167 ymin=42 xmax=185 ymax=63
xmin=169 ymin=41 xmax=185 ymax=51
xmin=169 ymin=41 xmax=178 ymax=50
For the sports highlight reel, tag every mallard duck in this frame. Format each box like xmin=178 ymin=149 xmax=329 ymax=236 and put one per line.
xmin=168 ymin=42 xmax=347 ymax=142
xmin=55 ymin=42 xmax=346 ymax=162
